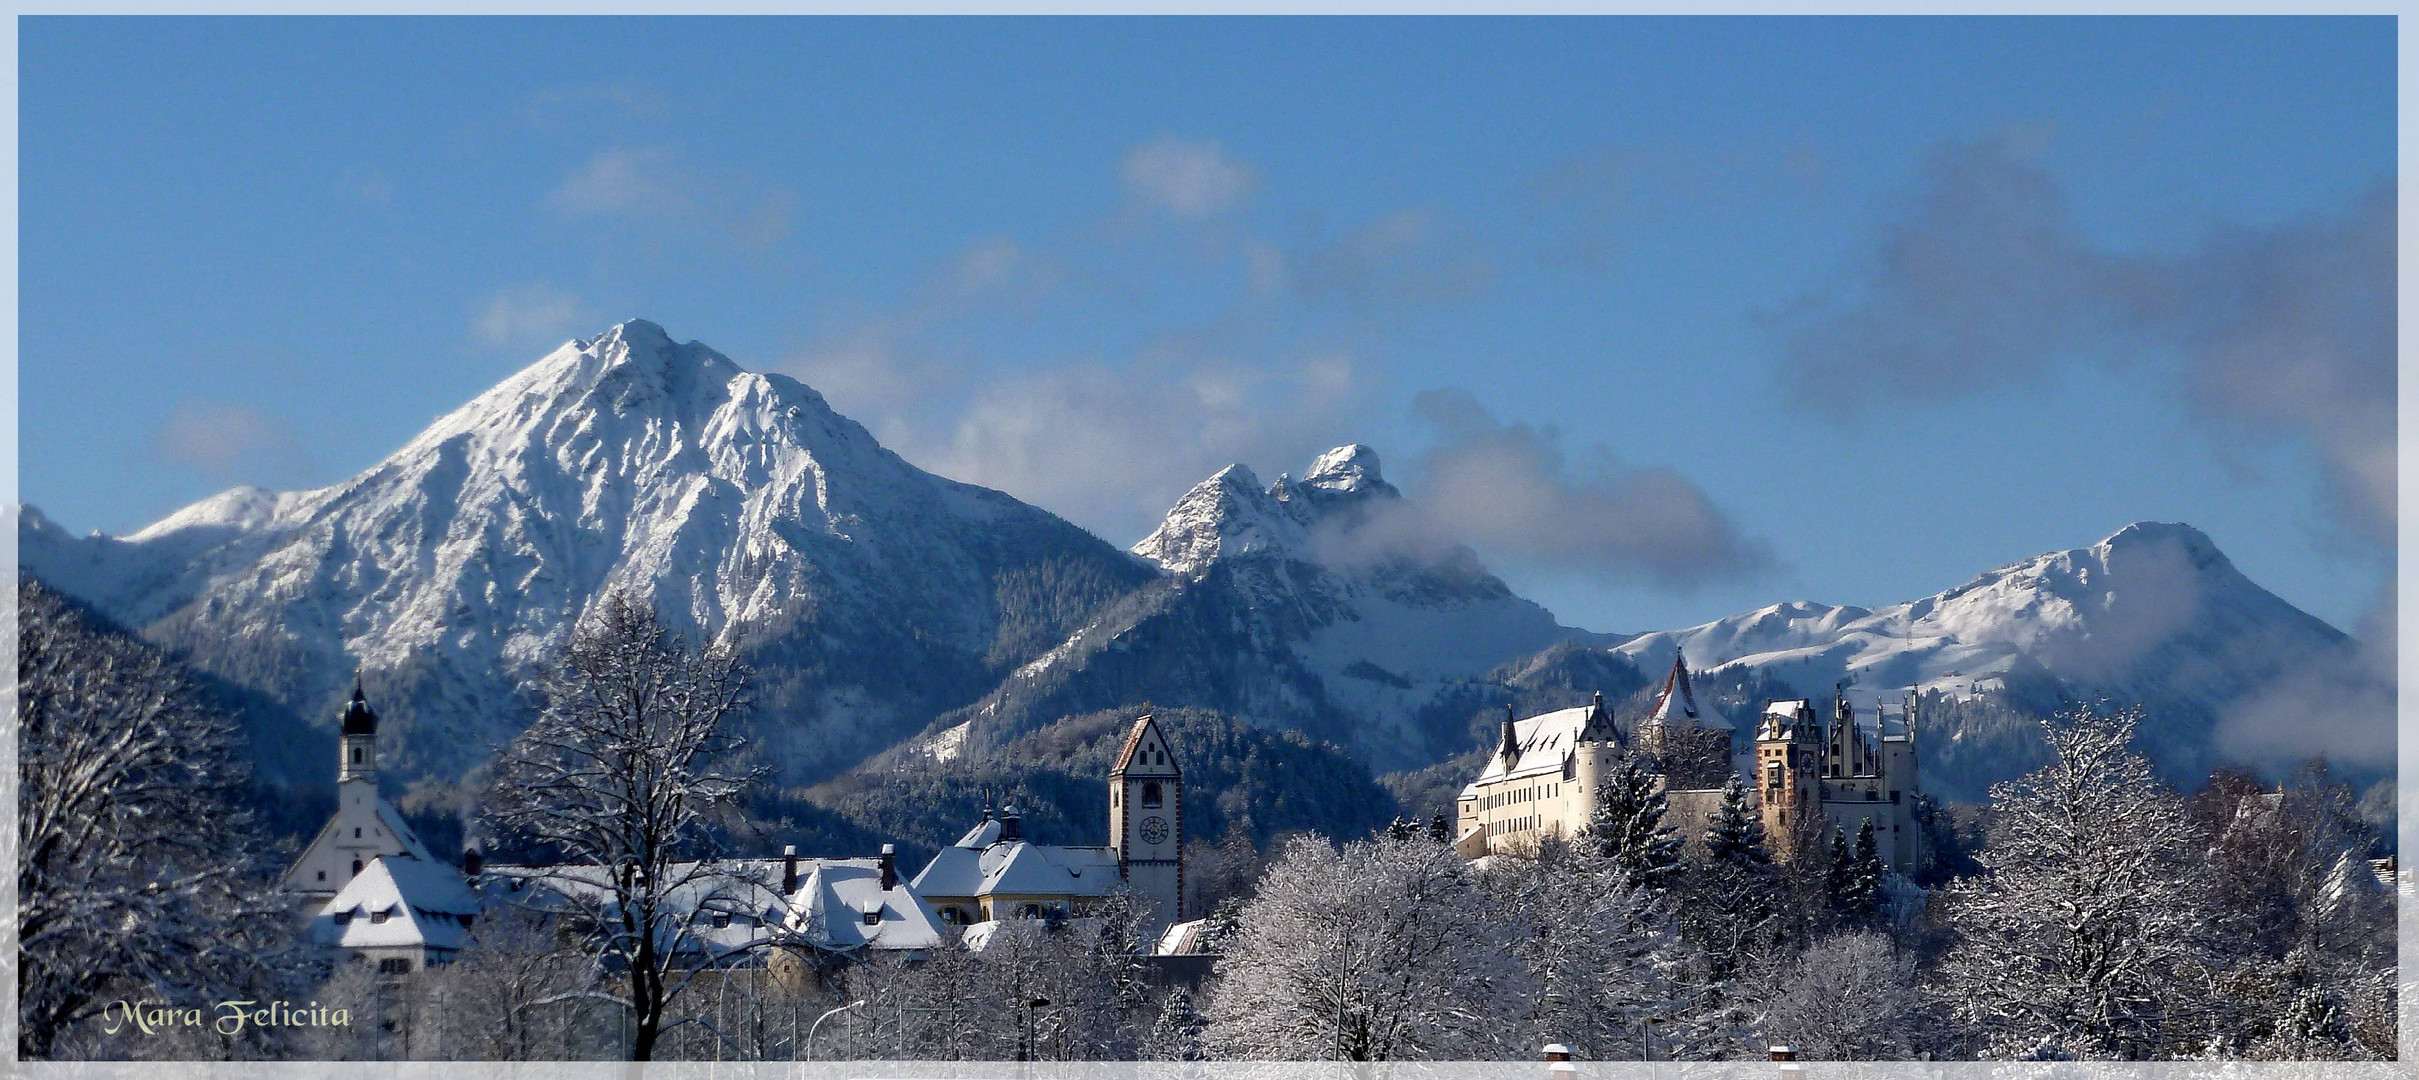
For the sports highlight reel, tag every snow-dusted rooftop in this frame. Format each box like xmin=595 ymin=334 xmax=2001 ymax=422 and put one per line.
xmin=311 ymin=856 xmax=479 ymax=953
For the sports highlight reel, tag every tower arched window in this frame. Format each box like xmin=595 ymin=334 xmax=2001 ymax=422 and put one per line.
xmin=1142 ymin=782 xmax=1162 ymax=808
xmin=351 ymin=747 xmax=362 ymax=764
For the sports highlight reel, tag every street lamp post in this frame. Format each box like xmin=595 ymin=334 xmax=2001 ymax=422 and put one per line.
xmin=805 ymin=998 xmax=865 ymax=1060
xmin=1018 ymin=997 xmax=1052 ymax=1062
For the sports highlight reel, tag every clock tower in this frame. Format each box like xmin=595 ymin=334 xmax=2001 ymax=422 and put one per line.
xmin=1108 ymin=713 xmax=1184 ymax=940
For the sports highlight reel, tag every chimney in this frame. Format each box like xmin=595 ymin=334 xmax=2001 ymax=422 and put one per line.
xmin=461 ymin=844 xmax=483 ymax=879
xmin=999 ymin=805 xmax=1023 ymax=842
xmin=782 ymin=845 xmax=799 ymax=894
xmin=879 ymin=843 xmax=898 ymax=891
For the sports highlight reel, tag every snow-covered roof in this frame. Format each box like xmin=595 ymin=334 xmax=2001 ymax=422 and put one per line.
xmin=378 ymin=800 xmax=437 ymax=863
xmin=1461 ymin=698 xmax=1622 ymax=794
xmin=312 ymin=856 xmax=479 ymax=953
xmin=1640 ymin=656 xmax=1731 ymax=732
xmin=959 ymin=915 xmax=1114 ymax=954
xmin=1155 ymin=918 xmax=1214 ymax=956
xmin=787 ymin=859 xmax=944 ymax=952
xmin=911 ymin=817 xmax=1125 ymax=902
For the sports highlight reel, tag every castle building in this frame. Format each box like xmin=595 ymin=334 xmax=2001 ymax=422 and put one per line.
xmin=1453 ymin=658 xmax=1735 ymax=858
xmin=913 ymin=714 xmax=1186 ymax=942
xmin=1756 ymin=691 xmax=1923 ymax=870
xmin=281 ymin=682 xmax=443 ymax=910
xmin=1453 ymin=657 xmax=1926 ymax=871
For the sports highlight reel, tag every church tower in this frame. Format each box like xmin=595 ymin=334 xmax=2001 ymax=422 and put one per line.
xmin=281 ymin=679 xmax=435 ymax=911
xmin=1108 ymin=714 xmax=1184 ymax=940
xmin=338 ymin=681 xmax=378 ymax=782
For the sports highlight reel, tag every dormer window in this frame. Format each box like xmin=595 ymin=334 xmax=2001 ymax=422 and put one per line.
xmin=711 ymin=913 xmax=731 ymax=929
xmin=370 ymin=910 xmax=390 ymax=924
xmin=332 ymin=912 xmax=353 ymax=926
xmin=862 ymin=909 xmax=881 ymax=926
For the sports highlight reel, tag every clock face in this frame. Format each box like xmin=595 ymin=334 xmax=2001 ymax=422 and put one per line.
xmin=1139 ymin=816 xmax=1169 ymax=846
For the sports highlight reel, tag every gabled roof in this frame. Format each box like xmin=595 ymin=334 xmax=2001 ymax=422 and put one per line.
xmin=787 ymin=860 xmax=944 ymax=951
xmin=1463 ymin=702 xmax=1603 ymax=793
xmin=1641 ymin=655 xmax=1732 ymax=732
xmin=311 ymin=856 xmax=478 ymax=952
xmin=378 ymin=800 xmax=437 ymax=862
xmin=1110 ymin=714 xmax=1179 ymax=777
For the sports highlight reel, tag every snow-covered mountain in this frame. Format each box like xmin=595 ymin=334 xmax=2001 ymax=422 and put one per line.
xmin=1611 ymin=521 xmax=2355 ymax=781
xmin=21 ymin=321 xmax=1153 ymax=783
xmin=914 ymin=446 xmax=1590 ymax=773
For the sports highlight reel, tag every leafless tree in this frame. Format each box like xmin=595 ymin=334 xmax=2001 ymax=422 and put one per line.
xmin=485 ymin=592 xmax=760 ymax=1061
xmin=15 ymin=579 xmax=295 ymax=1059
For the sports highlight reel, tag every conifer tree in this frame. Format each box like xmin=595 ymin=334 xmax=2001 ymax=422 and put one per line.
xmin=1584 ymin=755 xmax=1684 ymax=890
xmin=1703 ymin=774 xmax=1772 ymax=871
xmin=1839 ymin=818 xmax=1885 ymax=924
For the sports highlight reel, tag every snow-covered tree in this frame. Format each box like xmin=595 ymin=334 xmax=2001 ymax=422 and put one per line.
xmin=1747 ymin=930 xmax=1922 ymax=1060
xmin=485 ymin=592 xmax=761 ymax=1061
xmin=1199 ymin=831 xmax=1530 ymax=1060
xmin=1583 ymin=755 xmax=1683 ymax=891
xmin=1933 ymin=705 xmax=2212 ymax=1059
xmin=1479 ymin=834 xmax=1683 ymax=1059
xmin=407 ymin=904 xmax=601 ymax=1060
xmin=15 ymin=580 xmax=299 ymax=1059
xmin=1144 ymin=986 xmax=1207 ymax=1062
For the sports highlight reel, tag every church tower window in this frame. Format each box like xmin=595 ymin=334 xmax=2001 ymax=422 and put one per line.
xmin=1142 ymin=782 xmax=1162 ymax=808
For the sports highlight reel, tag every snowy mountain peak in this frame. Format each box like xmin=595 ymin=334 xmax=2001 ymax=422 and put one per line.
xmin=1298 ymin=444 xmax=1394 ymax=499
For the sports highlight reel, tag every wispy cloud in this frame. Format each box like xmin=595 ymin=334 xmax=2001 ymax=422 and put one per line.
xmin=472 ymin=283 xmax=591 ymax=350
xmin=1292 ymin=209 xmax=1496 ymax=308
xmin=1120 ymin=137 xmax=1257 ymax=217
xmin=1316 ymin=389 xmax=1772 ymax=590
xmin=545 ymin=146 xmax=795 ymax=248
xmin=150 ymin=400 xmax=300 ymax=481
xmin=1774 ymin=133 xmax=2392 ymax=546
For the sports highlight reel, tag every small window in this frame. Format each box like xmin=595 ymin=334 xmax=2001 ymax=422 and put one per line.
xmin=316 ymin=871 xmax=326 ymax=881
xmin=711 ymin=913 xmax=731 ymax=928
xmin=351 ymin=747 xmax=362 ymax=764
xmin=1142 ymin=782 xmax=1162 ymax=809
xmin=370 ymin=911 xmax=390 ymax=924
xmin=1021 ymin=903 xmax=1041 ymax=918
xmin=863 ymin=909 xmax=881 ymax=926
xmin=332 ymin=912 xmax=353 ymax=926
xmin=378 ymin=958 xmax=412 ymax=975
xmin=352 ymin=860 xmax=363 ymax=875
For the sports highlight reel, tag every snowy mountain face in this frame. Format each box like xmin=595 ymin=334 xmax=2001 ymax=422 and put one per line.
xmin=922 ymin=445 xmax=1585 ymax=773
xmin=21 ymin=321 xmax=1152 ymax=784
xmin=1611 ymin=521 xmax=2353 ymax=780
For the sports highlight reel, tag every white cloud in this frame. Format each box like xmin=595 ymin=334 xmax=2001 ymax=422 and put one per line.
xmin=904 ymin=349 xmax=1365 ymax=543
xmin=1120 ymin=137 xmax=1257 ymax=217
xmin=473 ymin=283 xmax=590 ymax=349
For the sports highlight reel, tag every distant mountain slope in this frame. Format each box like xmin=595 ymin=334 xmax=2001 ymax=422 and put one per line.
xmin=20 ymin=320 xmax=1155 ymax=785
xmin=1612 ymin=521 xmax=2356 ymax=782
xmin=804 ymin=705 xmax=1403 ymax=871
xmin=911 ymin=447 xmax=1592 ymax=773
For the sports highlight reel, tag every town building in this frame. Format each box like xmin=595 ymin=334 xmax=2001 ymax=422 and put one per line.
xmin=914 ymin=714 xmax=1187 ymax=942
xmin=308 ymin=855 xmax=481 ymax=974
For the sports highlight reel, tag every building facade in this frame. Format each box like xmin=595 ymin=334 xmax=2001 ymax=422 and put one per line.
xmin=1756 ymin=691 xmax=1923 ymax=870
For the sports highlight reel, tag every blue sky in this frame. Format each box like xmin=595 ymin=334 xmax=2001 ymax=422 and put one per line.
xmin=20 ymin=17 xmax=2395 ymax=636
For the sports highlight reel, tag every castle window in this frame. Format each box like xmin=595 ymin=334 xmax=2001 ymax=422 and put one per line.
xmin=1142 ymin=782 xmax=1163 ymax=808
xmin=379 ymin=958 xmax=412 ymax=975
